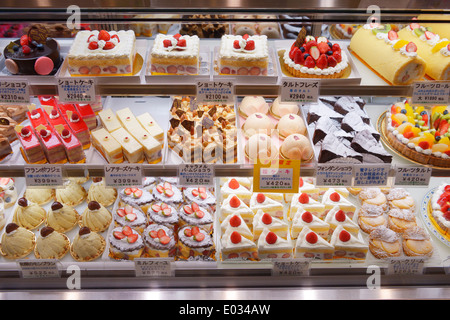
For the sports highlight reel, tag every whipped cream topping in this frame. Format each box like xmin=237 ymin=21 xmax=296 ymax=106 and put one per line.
xmin=152 ymin=33 xmax=199 ymax=58
xmin=30 ymin=112 xmax=41 ymax=119
xmin=220 ymin=34 xmax=268 ymax=60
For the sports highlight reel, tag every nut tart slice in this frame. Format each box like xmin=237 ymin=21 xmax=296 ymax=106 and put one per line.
xmin=369 ymin=226 xmax=402 ymax=259
xmin=220 ymin=194 xmax=254 ymax=225
xmin=249 ymin=193 xmax=284 ymax=218
xmin=252 ymin=210 xmax=289 ymax=241
xmin=324 ymin=206 xmax=360 ymax=238
xmin=294 ymin=226 xmax=334 ymax=260
xmin=221 ymin=213 xmax=253 ymax=240
xmin=387 ymin=208 xmax=417 ymax=234
xmin=330 ymin=225 xmax=368 ymax=260
xmin=221 ymin=229 xmax=258 ymax=261
xmin=257 ymin=228 xmax=293 ymax=260
xmin=402 ymin=226 xmax=433 ymax=258
xmin=322 ymin=188 xmax=357 ymax=220
xmin=291 ymin=208 xmax=330 ymax=240
xmin=289 ymin=192 xmax=325 ymax=220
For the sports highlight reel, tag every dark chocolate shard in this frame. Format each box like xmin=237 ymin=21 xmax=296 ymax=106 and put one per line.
xmin=318 ymin=134 xmax=363 ymax=163
xmin=351 ymin=129 xmax=392 ymax=163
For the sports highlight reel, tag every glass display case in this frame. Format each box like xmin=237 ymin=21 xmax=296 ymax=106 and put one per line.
xmin=0 ymin=0 xmax=449 ymax=300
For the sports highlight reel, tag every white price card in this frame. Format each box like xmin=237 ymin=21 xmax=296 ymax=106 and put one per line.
xmin=411 ymin=81 xmax=450 ymax=105
xmin=272 ymin=259 xmax=311 ymax=276
xmin=178 ymin=163 xmax=215 ymax=187
xmin=386 ymin=257 xmax=425 ymax=275
xmin=24 ymin=165 xmax=64 ymax=188
xmin=279 ymin=79 xmax=320 ymax=103
xmin=0 ymin=78 xmax=30 ymax=104
xmin=316 ymin=164 xmax=354 ymax=187
xmin=353 ymin=164 xmax=391 ymax=187
xmin=134 ymin=258 xmax=173 ymax=277
xmin=394 ymin=166 xmax=432 ymax=186
xmin=18 ymin=259 xmax=61 ymax=278
xmin=57 ymin=77 xmax=97 ymax=103
xmin=104 ymin=164 xmax=143 ymax=188
xmin=196 ymin=80 xmax=234 ymax=104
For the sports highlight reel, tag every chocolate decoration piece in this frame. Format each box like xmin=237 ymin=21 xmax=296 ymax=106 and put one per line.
xmin=5 ymin=223 xmax=19 ymax=234
xmin=40 ymin=226 xmax=54 ymax=237
xmin=92 ymin=177 xmax=103 ymax=183
xmin=294 ymin=27 xmax=307 ymax=48
xmin=87 ymin=201 xmax=101 ymax=211
xmin=79 ymin=226 xmax=91 ymax=236
xmin=0 ymin=118 xmax=10 ymax=126
xmin=51 ymin=201 xmax=64 ymax=211
xmin=28 ymin=24 xmax=49 ymax=44
xmin=18 ymin=197 xmax=28 ymax=207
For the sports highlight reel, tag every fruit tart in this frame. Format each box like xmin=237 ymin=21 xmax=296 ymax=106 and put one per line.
xmin=430 ymin=182 xmax=450 ymax=236
xmin=109 ymin=225 xmax=145 ymax=260
xmin=283 ymin=27 xmax=348 ymax=78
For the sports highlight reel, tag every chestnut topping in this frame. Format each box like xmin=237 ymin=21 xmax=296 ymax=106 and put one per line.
xmin=92 ymin=177 xmax=103 ymax=183
xmin=79 ymin=226 xmax=91 ymax=236
xmin=40 ymin=226 xmax=54 ymax=237
xmin=5 ymin=223 xmax=19 ymax=234
xmin=51 ymin=201 xmax=64 ymax=211
xmin=87 ymin=201 xmax=101 ymax=211
xmin=18 ymin=197 xmax=28 ymax=207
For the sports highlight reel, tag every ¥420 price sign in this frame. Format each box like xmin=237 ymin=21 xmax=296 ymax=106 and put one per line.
xmin=280 ymin=79 xmax=320 ymax=103
xmin=178 ymin=163 xmax=215 ymax=187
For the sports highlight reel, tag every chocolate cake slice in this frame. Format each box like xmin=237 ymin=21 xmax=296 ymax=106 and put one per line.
xmin=319 ymin=96 xmax=339 ymax=108
xmin=351 ymin=130 xmax=393 ymax=163
xmin=318 ymin=134 xmax=363 ymax=164
xmin=312 ymin=116 xmax=353 ymax=144
xmin=307 ymin=100 xmax=344 ymax=124
xmin=341 ymin=113 xmax=380 ymax=141
xmin=334 ymin=96 xmax=370 ymax=123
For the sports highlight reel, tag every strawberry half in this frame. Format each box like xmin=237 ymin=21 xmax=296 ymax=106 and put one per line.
xmin=116 ymin=208 xmax=126 ymax=217
xmin=122 ymin=225 xmax=133 ymax=236
xmin=309 ymin=46 xmax=320 ymax=60
xmin=244 ymin=40 xmax=255 ymax=50
xmin=113 ymin=231 xmax=126 ymax=240
xmin=127 ymin=233 xmax=138 ymax=243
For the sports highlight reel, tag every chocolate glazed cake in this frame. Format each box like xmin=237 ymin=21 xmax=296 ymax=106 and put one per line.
xmin=3 ymin=25 xmax=62 ymax=75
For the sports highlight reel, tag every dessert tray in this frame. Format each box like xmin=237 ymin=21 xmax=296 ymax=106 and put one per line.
xmin=420 ymin=186 xmax=450 ymax=248
xmin=56 ymin=39 xmax=148 ymax=85
xmin=275 ymin=40 xmax=362 ymax=86
xmin=212 ymin=45 xmax=279 ymax=85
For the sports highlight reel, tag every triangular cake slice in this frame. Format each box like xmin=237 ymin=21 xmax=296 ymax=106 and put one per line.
xmin=324 ymin=205 xmax=360 ymax=238
xmin=294 ymin=226 xmax=334 ymax=260
xmin=221 ymin=178 xmax=252 ymax=205
xmin=291 ymin=208 xmax=330 ymax=239
xmin=220 ymin=213 xmax=253 ymax=240
xmin=249 ymin=193 xmax=284 ymax=218
xmin=290 ymin=192 xmax=326 ymax=220
xmin=252 ymin=209 xmax=289 ymax=241
xmin=322 ymin=188 xmax=357 ymax=219
xmin=330 ymin=225 xmax=368 ymax=260
xmin=257 ymin=228 xmax=293 ymax=260
xmin=220 ymin=194 xmax=254 ymax=225
xmin=221 ymin=229 xmax=258 ymax=260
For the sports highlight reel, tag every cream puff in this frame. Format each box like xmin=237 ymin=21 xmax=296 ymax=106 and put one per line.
xmin=369 ymin=226 xmax=402 ymax=259
xmin=358 ymin=188 xmax=388 ymax=211
xmin=387 ymin=208 xmax=417 ymax=234
xmin=358 ymin=203 xmax=388 ymax=234
xmin=386 ymin=188 xmax=415 ymax=211
xmin=402 ymin=226 xmax=433 ymax=258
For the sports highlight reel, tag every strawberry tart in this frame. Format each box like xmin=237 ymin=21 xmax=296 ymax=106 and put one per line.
xmin=109 ymin=225 xmax=145 ymax=260
xmin=283 ymin=27 xmax=348 ymax=78
xmin=143 ymin=224 xmax=177 ymax=258
xmin=430 ymin=182 xmax=450 ymax=237
xmin=150 ymin=33 xmax=200 ymax=75
xmin=218 ymin=34 xmax=268 ymax=76
xmin=67 ymin=30 xmax=136 ymax=76
xmin=220 ymin=229 xmax=258 ymax=261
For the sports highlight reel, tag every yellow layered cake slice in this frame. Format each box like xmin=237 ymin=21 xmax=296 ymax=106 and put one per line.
xmin=220 ymin=194 xmax=254 ymax=225
xmin=289 ymin=192 xmax=325 ymax=220
xmin=220 ymin=178 xmax=252 ymax=205
xmin=98 ymin=108 xmax=121 ymax=133
xmin=291 ymin=208 xmax=330 ymax=240
xmin=136 ymin=112 xmax=165 ymax=144
xmin=322 ymin=188 xmax=356 ymax=219
xmin=257 ymin=228 xmax=293 ymax=259
xmin=249 ymin=193 xmax=284 ymax=218
xmin=220 ymin=213 xmax=253 ymax=240
xmin=324 ymin=205 xmax=360 ymax=238
xmin=221 ymin=229 xmax=258 ymax=261
xmin=252 ymin=209 xmax=289 ymax=241
xmin=330 ymin=225 xmax=368 ymax=260
xmin=110 ymin=127 xmax=144 ymax=163
xmin=91 ymin=128 xmax=123 ymax=163
xmin=398 ymin=23 xmax=450 ymax=80
xmin=294 ymin=226 xmax=334 ymax=260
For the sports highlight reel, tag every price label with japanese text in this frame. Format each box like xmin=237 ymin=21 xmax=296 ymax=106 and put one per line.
xmin=24 ymin=165 xmax=64 ymax=188
xmin=316 ymin=164 xmax=354 ymax=187
xmin=411 ymin=81 xmax=450 ymax=105
xmin=253 ymin=159 xmax=300 ymax=193
xmin=394 ymin=166 xmax=432 ymax=186
xmin=272 ymin=259 xmax=311 ymax=276
xmin=280 ymin=79 xmax=320 ymax=103
xmin=18 ymin=260 xmax=61 ymax=278
xmin=178 ymin=163 xmax=215 ymax=187
xmin=196 ymin=81 xmax=234 ymax=104
xmin=0 ymin=78 xmax=30 ymax=104
xmin=387 ymin=257 xmax=425 ymax=275
xmin=353 ymin=164 xmax=391 ymax=187
xmin=57 ymin=77 xmax=97 ymax=103
xmin=104 ymin=164 xmax=143 ymax=187
xmin=134 ymin=258 xmax=173 ymax=277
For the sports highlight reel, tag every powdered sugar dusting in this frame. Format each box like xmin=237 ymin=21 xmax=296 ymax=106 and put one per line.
xmin=388 ymin=208 xmax=416 ymax=221
xmin=370 ymin=226 xmax=399 ymax=243
xmin=387 ymin=188 xmax=410 ymax=201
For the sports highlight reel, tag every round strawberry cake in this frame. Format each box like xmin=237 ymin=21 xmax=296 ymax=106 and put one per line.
xmin=283 ymin=27 xmax=348 ymax=78
xmin=430 ymin=183 xmax=450 ymax=237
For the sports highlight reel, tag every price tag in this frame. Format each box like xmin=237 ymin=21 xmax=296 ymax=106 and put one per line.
xmin=0 ymin=78 xmax=30 ymax=104
xmin=18 ymin=259 xmax=61 ymax=278
xmin=280 ymin=79 xmax=320 ymax=103
xmin=394 ymin=166 xmax=432 ymax=186
xmin=24 ymin=165 xmax=64 ymax=187
xmin=272 ymin=259 xmax=311 ymax=276
xmin=386 ymin=257 xmax=425 ymax=275
xmin=316 ymin=164 xmax=354 ymax=187
xmin=353 ymin=164 xmax=391 ymax=187
xmin=134 ymin=258 xmax=173 ymax=277
xmin=178 ymin=163 xmax=215 ymax=187
xmin=196 ymin=80 xmax=234 ymax=104
xmin=104 ymin=164 xmax=143 ymax=187
xmin=253 ymin=159 xmax=300 ymax=193
xmin=57 ymin=77 xmax=97 ymax=103
xmin=411 ymin=81 xmax=450 ymax=105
